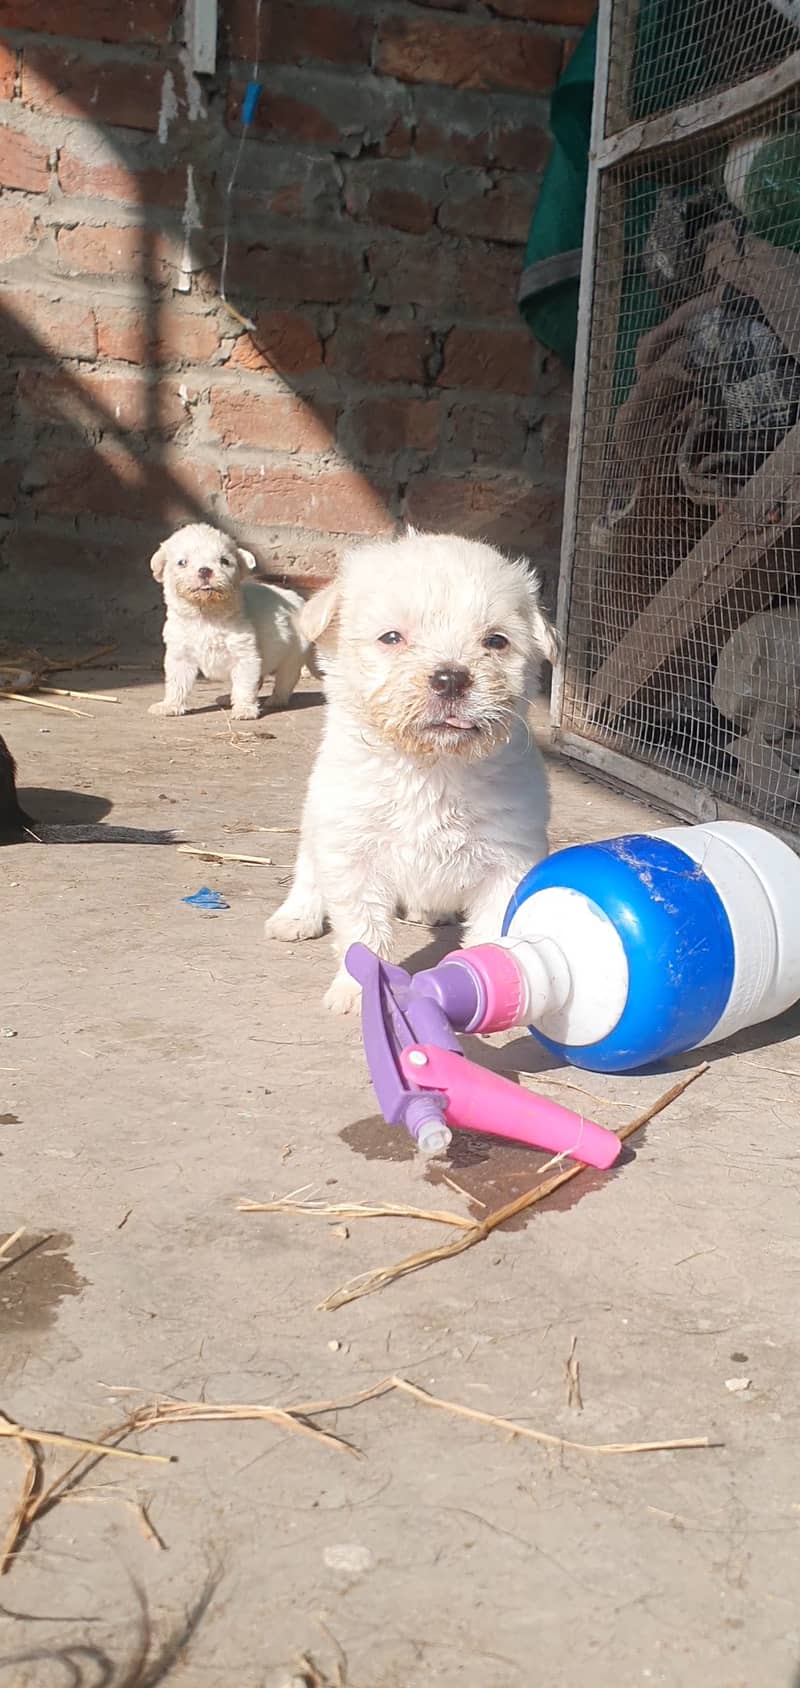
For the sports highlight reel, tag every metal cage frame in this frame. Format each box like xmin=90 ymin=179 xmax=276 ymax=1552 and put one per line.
xmin=551 ymin=0 xmax=800 ymax=836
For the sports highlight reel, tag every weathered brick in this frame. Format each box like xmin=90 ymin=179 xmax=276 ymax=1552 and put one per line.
xmin=27 ymin=444 xmax=219 ymax=520
xmin=0 ymin=0 xmax=177 ymax=42
xmin=246 ymin=533 xmax=340 ymax=584
xmin=57 ymin=223 xmax=175 ymax=283
xmin=376 ymin=18 xmax=562 ymax=94
xmin=209 ymin=389 xmax=337 ymax=452
xmin=325 ymin=316 xmax=432 ymax=384
xmin=345 ymin=169 xmax=438 ymax=234
xmin=96 ymin=305 xmax=220 ymax=366
xmin=368 ymin=184 xmax=435 ymax=232
xmin=226 ymin=0 xmax=372 ymax=64
xmin=539 ymin=347 xmax=573 ymax=399
xmin=18 ymin=368 xmax=193 ymax=433
xmin=348 ymin=396 xmax=440 ymax=456
xmin=57 ymin=147 xmax=188 ymax=210
xmin=447 ymin=400 xmax=528 ymax=465
xmin=227 ymin=311 xmax=323 ymax=375
xmin=0 ymin=458 xmax=19 ymax=515
xmin=488 ymin=0 xmax=592 ymax=22
xmin=415 ymin=117 xmax=489 ymax=165
xmin=405 ymin=0 xmax=468 ymax=11
xmin=227 ymin=83 xmax=339 ymax=146
xmin=228 ymin=239 xmax=364 ymax=305
xmin=228 ymin=75 xmax=412 ymax=158
xmin=23 ymin=49 xmax=164 ymax=133
xmin=226 ymin=466 xmax=393 ymax=534
xmin=438 ymin=325 xmax=537 ymax=394
xmin=0 ymin=41 xmax=16 ymax=102
xmin=367 ymin=241 xmax=520 ymax=316
xmin=0 ymin=199 xmax=42 ymax=263
xmin=438 ymin=174 xmax=534 ymax=245
xmin=0 ymin=289 xmax=97 ymax=359
xmin=0 ymin=526 xmax=130 ymax=583
xmin=270 ymin=3 xmax=372 ymax=67
xmin=404 ymin=473 xmax=562 ymax=544
xmin=539 ymin=411 xmax=571 ymax=475
xmin=0 ymin=370 xmax=15 ymax=428
xmin=491 ymin=115 xmax=551 ymax=172
xmin=0 ymin=126 xmax=49 ymax=192
xmin=381 ymin=117 xmax=414 ymax=158
xmin=234 ymin=151 xmax=342 ymax=225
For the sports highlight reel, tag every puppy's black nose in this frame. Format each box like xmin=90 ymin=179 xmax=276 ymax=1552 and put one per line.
xmin=429 ymin=665 xmax=471 ymax=699
xmin=198 ymin=566 xmax=213 ymax=581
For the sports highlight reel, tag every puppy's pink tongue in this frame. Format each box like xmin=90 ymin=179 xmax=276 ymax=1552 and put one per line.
xmin=445 ymin=716 xmax=469 ymax=728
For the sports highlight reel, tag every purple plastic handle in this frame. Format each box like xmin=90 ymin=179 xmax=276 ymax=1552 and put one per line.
xmin=346 ymin=943 xmax=466 ymax=1145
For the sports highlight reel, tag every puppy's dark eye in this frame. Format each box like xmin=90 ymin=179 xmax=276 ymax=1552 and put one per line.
xmin=483 ymin=632 xmax=509 ymax=651
xmin=176 ymin=558 xmax=187 ymax=569
xmin=379 ymin=631 xmax=404 ymax=646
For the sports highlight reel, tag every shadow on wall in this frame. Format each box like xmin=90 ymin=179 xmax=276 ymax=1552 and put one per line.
xmin=0 ymin=17 xmax=567 ymax=658
xmin=0 ymin=294 xmax=219 ymax=652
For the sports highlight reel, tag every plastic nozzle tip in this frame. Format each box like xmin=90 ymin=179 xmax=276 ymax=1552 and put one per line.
xmin=415 ymin=1121 xmax=453 ymax=1156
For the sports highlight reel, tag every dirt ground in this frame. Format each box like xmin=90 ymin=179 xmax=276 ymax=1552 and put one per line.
xmin=2 ymin=668 xmax=799 ymax=1688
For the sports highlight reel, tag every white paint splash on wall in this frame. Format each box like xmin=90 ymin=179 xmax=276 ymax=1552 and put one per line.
xmin=157 ymin=69 xmax=178 ymax=144
xmin=178 ymin=47 xmax=205 ymax=123
xmin=176 ymin=163 xmax=203 ymax=292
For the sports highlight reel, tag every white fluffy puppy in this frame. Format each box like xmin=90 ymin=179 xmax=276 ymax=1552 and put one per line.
xmin=149 ymin=522 xmax=310 ymax=719
xmin=266 ymin=529 xmax=557 ymax=1012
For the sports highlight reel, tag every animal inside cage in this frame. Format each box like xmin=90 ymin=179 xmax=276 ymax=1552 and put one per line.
xmin=554 ymin=0 xmax=800 ymax=838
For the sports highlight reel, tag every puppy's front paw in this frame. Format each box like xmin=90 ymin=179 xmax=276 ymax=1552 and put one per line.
xmin=265 ymin=906 xmax=324 ymax=943
xmin=324 ymin=972 xmax=362 ymax=1015
xmin=230 ymin=701 xmax=260 ymax=720
xmin=149 ymin=700 xmax=185 ymax=717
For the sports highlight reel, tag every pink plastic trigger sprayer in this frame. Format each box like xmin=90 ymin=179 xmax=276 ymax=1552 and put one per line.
xmin=345 ymin=943 xmax=621 ymax=1170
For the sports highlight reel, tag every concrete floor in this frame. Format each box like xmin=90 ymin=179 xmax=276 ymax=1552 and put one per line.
xmin=1 ymin=670 xmax=799 ymax=1688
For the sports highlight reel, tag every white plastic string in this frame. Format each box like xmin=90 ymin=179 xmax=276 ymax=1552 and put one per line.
xmin=219 ymin=0 xmax=263 ymax=328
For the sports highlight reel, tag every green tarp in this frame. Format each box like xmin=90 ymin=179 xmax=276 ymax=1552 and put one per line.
xmin=517 ymin=15 xmax=597 ymax=371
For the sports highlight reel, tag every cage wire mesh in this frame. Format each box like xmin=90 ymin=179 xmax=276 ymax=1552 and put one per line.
xmin=605 ymin=0 xmax=800 ymax=135
xmin=559 ymin=25 xmax=800 ymax=834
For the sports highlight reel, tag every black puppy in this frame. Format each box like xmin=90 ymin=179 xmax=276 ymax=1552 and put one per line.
xmin=0 ymin=734 xmax=33 ymax=841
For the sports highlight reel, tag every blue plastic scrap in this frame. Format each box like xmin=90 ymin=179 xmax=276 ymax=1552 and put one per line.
xmin=242 ymin=82 xmax=263 ymax=126
xmin=182 ymin=886 xmax=229 ymax=910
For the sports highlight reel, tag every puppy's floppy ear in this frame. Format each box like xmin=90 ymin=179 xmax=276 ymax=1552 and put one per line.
xmin=150 ymin=545 xmax=168 ymax=582
xmin=525 ymin=568 xmax=559 ymax=666
xmin=236 ymin=546 xmax=257 ymax=577
xmin=299 ymin=581 xmax=340 ymax=646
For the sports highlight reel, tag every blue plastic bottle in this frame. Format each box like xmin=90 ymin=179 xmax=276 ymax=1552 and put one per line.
xmin=497 ymin=821 xmax=800 ymax=1072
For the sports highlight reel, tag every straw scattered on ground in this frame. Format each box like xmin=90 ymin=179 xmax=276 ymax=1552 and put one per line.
xmin=242 ymin=1066 xmax=708 ymax=1311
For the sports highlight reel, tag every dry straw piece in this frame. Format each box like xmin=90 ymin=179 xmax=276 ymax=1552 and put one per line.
xmin=1 ymin=1346 xmax=717 ymax=1574
xmin=178 ymin=845 xmax=274 ymax=866
xmin=242 ymin=1066 xmax=708 ymax=1311
xmin=0 ymin=691 xmax=92 ymax=717
xmin=0 ymin=1228 xmax=25 ymax=1261
xmin=40 ymin=687 xmax=120 ymax=704
xmin=238 ymin=1196 xmax=474 ymax=1229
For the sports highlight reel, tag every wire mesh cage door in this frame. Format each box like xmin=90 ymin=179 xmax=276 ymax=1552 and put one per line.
xmin=553 ymin=0 xmax=800 ymax=838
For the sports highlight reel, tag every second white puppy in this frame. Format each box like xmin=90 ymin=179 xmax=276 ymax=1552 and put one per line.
xmin=266 ymin=528 xmax=557 ymax=1012
xmin=149 ymin=522 xmax=310 ymax=719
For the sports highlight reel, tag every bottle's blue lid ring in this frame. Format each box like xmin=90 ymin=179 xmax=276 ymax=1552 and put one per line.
xmin=503 ymin=834 xmax=735 ymax=1074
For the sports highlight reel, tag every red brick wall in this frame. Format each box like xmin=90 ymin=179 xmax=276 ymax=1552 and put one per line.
xmin=0 ymin=0 xmax=588 ymax=643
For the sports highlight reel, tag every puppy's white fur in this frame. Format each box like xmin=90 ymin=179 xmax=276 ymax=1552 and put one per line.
xmin=266 ymin=529 xmax=557 ymax=1011
xmin=149 ymin=522 xmax=311 ymax=719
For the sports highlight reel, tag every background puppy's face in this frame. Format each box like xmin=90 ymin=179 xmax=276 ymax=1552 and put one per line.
xmin=302 ymin=532 xmax=557 ymax=760
xmin=150 ymin=524 xmax=256 ymax=609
